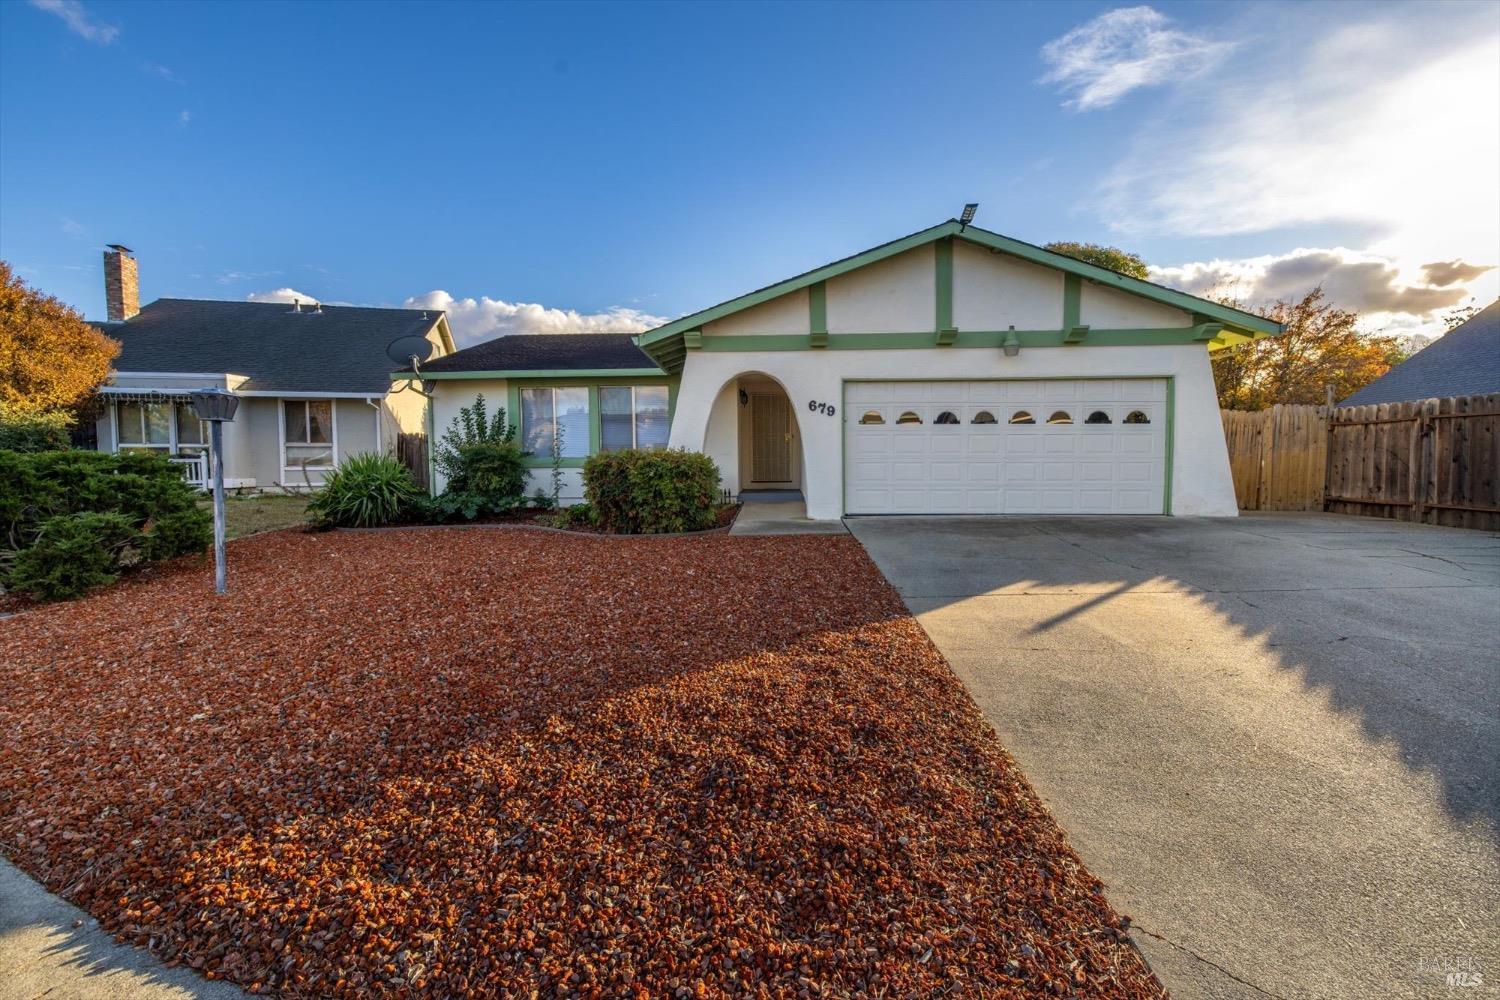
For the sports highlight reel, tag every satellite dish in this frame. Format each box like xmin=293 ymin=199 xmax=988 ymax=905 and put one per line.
xmin=386 ymin=334 xmax=434 ymax=368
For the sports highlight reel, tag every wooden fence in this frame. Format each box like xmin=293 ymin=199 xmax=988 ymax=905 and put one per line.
xmin=396 ymin=432 xmax=429 ymax=490
xmin=1220 ymin=404 xmax=1328 ymax=511
xmin=1221 ymin=393 xmax=1500 ymax=530
xmin=1325 ymin=394 xmax=1500 ymax=530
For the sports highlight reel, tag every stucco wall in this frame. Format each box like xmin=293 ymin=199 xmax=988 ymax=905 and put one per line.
xmin=704 ymin=288 xmax=809 ymax=336
xmin=669 ymin=344 xmax=1237 ymax=519
xmin=952 ymin=241 xmax=1065 ymax=330
xmin=1080 ymin=282 xmax=1191 ymax=329
xmin=826 ymin=245 xmax=934 ymax=334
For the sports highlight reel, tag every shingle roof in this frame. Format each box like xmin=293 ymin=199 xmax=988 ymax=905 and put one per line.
xmin=416 ymin=333 xmax=660 ymax=374
xmin=1342 ymin=300 xmax=1500 ymax=406
xmin=99 ymin=298 xmax=444 ymax=393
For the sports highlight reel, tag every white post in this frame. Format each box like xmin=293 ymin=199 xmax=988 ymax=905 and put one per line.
xmin=211 ymin=419 xmax=227 ymax=594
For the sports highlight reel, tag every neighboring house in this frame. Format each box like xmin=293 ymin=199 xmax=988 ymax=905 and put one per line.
xmin=1341 ymin=300 xmax=1499 ymax=407
xmin=409 ymin=219 xmax=1281 ymax=518
xmin=92 ymin=246 xmax=454 ymax=490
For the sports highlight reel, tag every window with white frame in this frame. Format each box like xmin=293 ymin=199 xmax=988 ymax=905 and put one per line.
xmin=115 ymin=400 xmax=206 ymax=456
xmin=599 ymin=385 xmax=669 ymax=451
xmin=520 ymin=387 xmax=589 ymax=457
xmin=284 ymin=400 xmax=335 ymax=469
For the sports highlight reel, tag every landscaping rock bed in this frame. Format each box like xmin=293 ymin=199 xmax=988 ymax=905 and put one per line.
xmin=0 ymin=528 xmax=1162 ymax=998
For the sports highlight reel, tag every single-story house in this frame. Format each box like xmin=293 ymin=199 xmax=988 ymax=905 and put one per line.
xmin=92 ymin=246 xmax=454 ymax=489
xmin=408 ymin=219 xmax=1282 ymax=518
xmin=1341 ymin=299 xmax=1499 ymax=407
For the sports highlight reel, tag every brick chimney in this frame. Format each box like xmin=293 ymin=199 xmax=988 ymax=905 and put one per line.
xmin=103 ymin=244 xmax=139 ymax=322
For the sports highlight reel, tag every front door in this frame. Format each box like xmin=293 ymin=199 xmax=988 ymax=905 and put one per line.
xmin=750 ymin=392 xmax=794 ymax=485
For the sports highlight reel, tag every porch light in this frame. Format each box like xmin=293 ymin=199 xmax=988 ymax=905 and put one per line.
xmin=190 ymin=386 xmax=240 ymax=423
xmin=189 ymin=387 xmax=240 ymax=595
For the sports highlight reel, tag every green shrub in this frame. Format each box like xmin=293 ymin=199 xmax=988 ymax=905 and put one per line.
xmin=552 ymin=500 xmax=597 ymax=529
xmin=306 ymin=452 xmax=425 ymax=528
xmin=434 ymin=393 xmax=515 ymax=484
xmin=427 ymin=395 xmax=530 ymax=521
xmin=0 ymin=410 xmax=73 ymax=453
xmin=0 ymin=450 xmax=210 ymax=600
xmin=8 ymin=512 xmax=137 ymax=600
xmin=582 ymin=448 xmax=720 ymax=534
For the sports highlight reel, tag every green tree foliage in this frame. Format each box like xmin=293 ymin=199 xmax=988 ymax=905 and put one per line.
xmin=0 ymin=261 xmax=119 ymax=418
xmin=1042 ymin=241 xmax=1150 ymax=280
xmin=0 ymin=450 xmax=210 ymax=600
xmin=1212 ymin=288 xmax=1407 ymax=410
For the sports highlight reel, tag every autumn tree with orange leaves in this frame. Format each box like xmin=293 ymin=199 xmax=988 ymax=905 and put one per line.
xmin=1212 ymin=287 xmax=1408 ymax=410
xmin=0 ymin=261 xmax=119 ymax=419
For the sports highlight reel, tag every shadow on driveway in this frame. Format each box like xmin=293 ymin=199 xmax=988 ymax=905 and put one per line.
xmin=848 ymin=512 xmax=1499 ymax=1000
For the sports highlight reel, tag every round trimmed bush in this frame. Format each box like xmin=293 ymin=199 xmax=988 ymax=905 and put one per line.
xmin=582 ymin=449 xmax=720 ymax=534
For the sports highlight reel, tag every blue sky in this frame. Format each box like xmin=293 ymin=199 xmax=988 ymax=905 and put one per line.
xmin=2 ymin=0 xmax=1496 ymax=344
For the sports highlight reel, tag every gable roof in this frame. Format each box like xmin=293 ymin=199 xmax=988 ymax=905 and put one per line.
xmin=407 ymin=333 xmax=661 ymax=379
xmin=634 ymin=220 xmax=1283 ymax=372
xmin=1341 ymin=300 xmax=1500 ymax=406
xmin=101 ymin=298 xmax=450 ymax=394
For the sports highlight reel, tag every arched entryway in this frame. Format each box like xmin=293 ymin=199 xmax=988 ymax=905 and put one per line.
xmin=699 ymin=371 xmax=805 ymax=499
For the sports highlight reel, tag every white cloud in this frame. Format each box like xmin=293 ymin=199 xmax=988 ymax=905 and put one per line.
xmin=246 ymin=287 xmax=317 ymax=305
xmin=1097 ymin=13 xmax=1500 ymax=269
xmin=28 ymin=0 xmax=118 ymax=44
xmin=402 ymin=290 xmax=667 ymax=347
xmin=1151 ymin=247 xmax=1490 ymax=335
xmin=178 ymin=110 xmax=191 ymax=127
xmin=1039 ymin=6 xmax=1232 ymax=110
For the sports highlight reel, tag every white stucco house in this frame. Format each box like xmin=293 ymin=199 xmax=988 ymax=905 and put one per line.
xmin=410 ymin=220 xmax=1282 ymax=519
xmin=90 ymin=246 xmax=454 ymax=490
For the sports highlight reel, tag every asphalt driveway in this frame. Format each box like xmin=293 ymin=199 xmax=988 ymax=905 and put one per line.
xmin=848 ymin=512 xmax=1499 ymax=1000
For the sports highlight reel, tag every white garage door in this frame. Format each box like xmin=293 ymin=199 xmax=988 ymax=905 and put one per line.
xmin=845 ymin=379 xmax=1168 ymax=514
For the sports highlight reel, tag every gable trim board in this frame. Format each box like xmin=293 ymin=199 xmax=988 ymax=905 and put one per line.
xmin=414 ymin=219 xmax=1276 ymax=516
xmin=634 ymin=220 xmax=1280 ymax=373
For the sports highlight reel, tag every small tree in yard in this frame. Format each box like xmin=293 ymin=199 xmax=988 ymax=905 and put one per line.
xmin=0 ymin=261 xmax=119 ymax=420
xmin=1212 ymin=287 xmax=1407 ymax=410
xmin=429 ymin=394 xmax=528 ymax=520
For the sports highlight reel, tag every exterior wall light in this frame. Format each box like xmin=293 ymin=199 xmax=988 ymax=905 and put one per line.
xmin=1002 ymin=327 xmax=1021 ymax=357
xmin=189 ymin=387 xmax=241 ymax=595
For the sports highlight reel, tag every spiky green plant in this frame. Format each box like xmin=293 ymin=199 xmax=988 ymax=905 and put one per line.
xmin=306 ymin=453 xmax=425 ymax=528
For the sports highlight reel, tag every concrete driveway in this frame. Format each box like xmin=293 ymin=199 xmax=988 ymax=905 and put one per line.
xmin=848 ymin=513 xmax=1498 ymax=1000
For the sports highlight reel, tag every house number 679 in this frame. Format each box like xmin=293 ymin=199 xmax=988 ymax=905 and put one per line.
xmin=807 ymin=400 xmax=837 ymax=417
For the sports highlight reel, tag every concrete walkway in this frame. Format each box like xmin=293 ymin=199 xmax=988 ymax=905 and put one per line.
xmin=848 ymin=512 xmax=1499 ymax=1000
xmin=0 ymin=858 xmax=244 ymax=999
xmin=729 ymin=501 xmax=847 ymax=536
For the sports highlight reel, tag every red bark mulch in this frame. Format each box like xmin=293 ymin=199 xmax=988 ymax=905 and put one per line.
xmin=0 ymin=528 xmax=1163 ymax=999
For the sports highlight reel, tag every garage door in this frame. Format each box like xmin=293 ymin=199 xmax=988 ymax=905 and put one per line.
xmin=845 ymin=379 xmax=1167 ymax=514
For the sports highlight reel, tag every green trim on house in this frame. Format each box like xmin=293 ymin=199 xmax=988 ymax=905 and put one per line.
xmin=425 ymin=393 xmax=436 ymax=494
xmin=1164 ymin=377 xmax=1176 ymax=515
xmin=1062 ymin=274 xmax=1081 ymax=330
xmin=809 ymin=281 xmax=828 ymax=348
xmin=935 ymin=237 xmax=956 ymax=344
xmin=692 ymin=328 xmax=1228 ymax=352
xmin=635 ymin=219 xmax=1283 ymax=372
xmin=397 ymin=367 xmax=666 ymax=382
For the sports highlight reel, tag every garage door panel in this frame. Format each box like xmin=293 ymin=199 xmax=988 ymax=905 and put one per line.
xmin=845 ymin=379 xmax=1167 ymax=514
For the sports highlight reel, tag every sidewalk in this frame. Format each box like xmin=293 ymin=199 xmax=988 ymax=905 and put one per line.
xmin=0 ymin=858 xmax=244 ymax=1000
